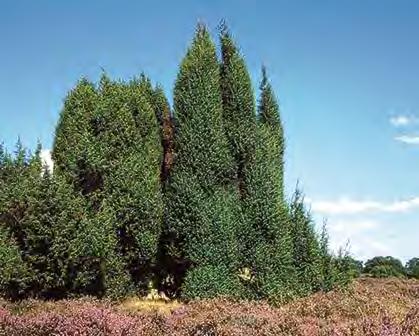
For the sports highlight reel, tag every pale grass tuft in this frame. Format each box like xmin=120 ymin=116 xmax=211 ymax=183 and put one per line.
xmin=119 ymin=285 xmax=182 ymax=315
xmin=119 ymin=297 xmax=182 ymax=315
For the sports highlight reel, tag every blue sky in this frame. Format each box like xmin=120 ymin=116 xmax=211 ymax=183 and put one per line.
xmin=1 ymin=0 xmax=418 ymax=262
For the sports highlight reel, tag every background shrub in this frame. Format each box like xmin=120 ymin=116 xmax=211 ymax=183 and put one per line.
xmin=364 ymin=256 xmax=406 ymax=278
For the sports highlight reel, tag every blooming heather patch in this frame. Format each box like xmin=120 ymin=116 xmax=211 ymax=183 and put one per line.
xmin=0 ymin=299 xmax=163 ymax=336
xmin=0 ymin=278 xmax=418 ymax=336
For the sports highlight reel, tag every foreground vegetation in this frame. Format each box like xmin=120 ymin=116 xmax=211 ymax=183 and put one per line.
xmin=0 ymin=278 xmax=417 ymax=335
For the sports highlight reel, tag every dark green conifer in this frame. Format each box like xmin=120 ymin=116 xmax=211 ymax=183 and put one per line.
xmin=289 ymin=188 xmax=322 ymax=295
xmin=52 ymin=77 xmax=127 ymax=297
xmin=52 ymin=79 xmax=99 ymax=193
xmin=0 ymin=227 xmax=26 ymax=297
xmin=319 ymin=221 xmax=337 ymax=291
xmin=258 ymin=66 xmax=285 ymax=200
xmin=219 ymin=24 xmax=257 ymax=194
xmin=97 ymin=76 xmax=164 ymax=293
xmin=167 ymin=24 xmax=242 ymax=299
xmin=0 ymin=25 xmax=353 ymax=301
xmin=242 ymin=68 xmax=295 ymax=302
xmin=0 ymin=142 xmax=42 ymax=298
xmin=0 ymin=143 xmax=28 ymax=298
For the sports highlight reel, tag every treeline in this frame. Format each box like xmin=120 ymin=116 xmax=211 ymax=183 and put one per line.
xmin=0 ymin=24 xmax=355 ymax=302
xmin=345 ymin=256 xmax=419 ymax=279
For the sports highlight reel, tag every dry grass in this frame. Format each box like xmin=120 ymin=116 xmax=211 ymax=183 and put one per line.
xmin=119 ymin=296 xmax=181 ymax=315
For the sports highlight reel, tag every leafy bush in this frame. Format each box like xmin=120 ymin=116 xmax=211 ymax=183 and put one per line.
xmin=364 ymin=256 xmax=406 ymax=278
xmin=370 ymin=265 xmax=404 ymax=278
xmin=406 ymin=258 xmax=419 ymax=279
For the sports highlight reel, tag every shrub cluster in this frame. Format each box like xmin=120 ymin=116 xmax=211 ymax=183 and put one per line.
xmin=361 ymin=256 xmax=419 ymax=279
xmin=0 ymin=24 xmax=355 ymax=302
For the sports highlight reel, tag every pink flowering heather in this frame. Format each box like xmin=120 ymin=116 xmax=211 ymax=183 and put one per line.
xmin=0 ymin=278 xmax=417 ymax=336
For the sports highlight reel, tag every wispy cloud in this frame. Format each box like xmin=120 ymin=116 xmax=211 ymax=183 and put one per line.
xmin=395 ymin=135 xmax=419 ymax=145
xmin=309 ymin=197 xmax=419 ymax=215
xmin=390 ymin=115 xmax=414 ymax=127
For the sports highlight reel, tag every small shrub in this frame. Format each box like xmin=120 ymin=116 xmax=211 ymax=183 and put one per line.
xmin=370 ymin=265 xmax=404 ymax=278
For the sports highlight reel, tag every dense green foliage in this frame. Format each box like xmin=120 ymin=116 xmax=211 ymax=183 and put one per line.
xmin=357 ymin=256 xmax=419 ymax=279
xmin=0 ymin=24 xmax=356 ymax=302
xmin=338 ymin=255 xmax=363 ymax=279
xmin=165 ymin=25 xmax=243 ymax=299
xmin=289 ymin=189 xmax=322 ymax=294
xmin=219 ymin=26 xmax=256 ymax=270
xmin=51 ymin=75 xmax=164 ymax=298
xmin=406 ymin=258 xmax=419 ymax=279
xmin=219 ymin=25 xmax=257 ymax=195
xmin=240 ymin=67 xmax=296 ymax=302
xmin=364 ymin=256 xmax=406 ymax=278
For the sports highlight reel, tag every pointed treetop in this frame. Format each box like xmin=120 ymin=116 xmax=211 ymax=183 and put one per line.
xmin=14 ymin=137 xmax=26 ymax=165
xmin=187 ymin=21 xmax=214 ymax=54
xmin=154 ymin=85 xmax=170 ymax=108
xmin=258 ymin=66 xmax=281 ymax=128
xmin=196 ymin=21 xmax=208 ymax=36
xmin=220 ymin=31 xmax=237 ymax=61
xmin=219 ymin=21 xmax=243 ymax=64
xmin=260 ymin=65 xmax=268 ymax=91
xmin=0 ymin=142 xmax=5 ymax=166
xmin=218 ymin=19 xmax=229 ymax=38
xmin=175 ymin=21 xmax=219 ymax=108
xmin=219 ymin=22 xmax=256 ymax=168
xmin=138 ymin=72 xmax=152 ymax=86
xmin=35 ymin=140 xmax=42 ymax=154
xmin=99 ymin=73 xmax=112 ymax=89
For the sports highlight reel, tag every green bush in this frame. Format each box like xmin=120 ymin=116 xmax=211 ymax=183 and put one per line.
xmin=364 ymin=256 xmax=405 ymax=278
xmin=0 ymin=227 xmax=27 ymax=297
xmin=370 ymin=265 xmax=404 ymax=278
xmin=405 ymin=258 xmax=419 ymax=279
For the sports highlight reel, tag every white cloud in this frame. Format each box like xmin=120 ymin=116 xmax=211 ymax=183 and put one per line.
xmin=324 ymin=218 xmax=399 ymax=261
xmin=348 ymin=236 xmax=397 ymax=261
xmin=395 ymin=135 xmax=419 ymax=145
xmin=390 ymin=115 xmax=413 ymax=127
xmin=309 ymin=197 xmax=419 ymax=215
xmin=330 ymin=219 xmax=378 ymax=235
xmin=40 ymin=149 xmax=54 ymax=173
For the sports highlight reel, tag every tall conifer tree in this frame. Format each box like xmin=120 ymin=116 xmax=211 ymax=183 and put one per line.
xmin=52 ymin=77 xmax=125 ymax=297
xmin=96 ymin=76 xmax=164 ymax=293
xmin=242 ymin=67 xmax=295 ymax=302
xmin=167 ymin=24 xmax=243 ymax=299
xmin=52 ymin=75 xmax=164 ymax=297
xmin=219 ymin=26 xmax=262 ymax=298
xmin=289 ymin=188 xmax=322 ymax=295
xmin=53 ymin=79 xmax=99 ymax=193
xmin=0 ymin=143 xmax=29 ymax=298
xmin=219 ymin=24 xmax=257 ymax=194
